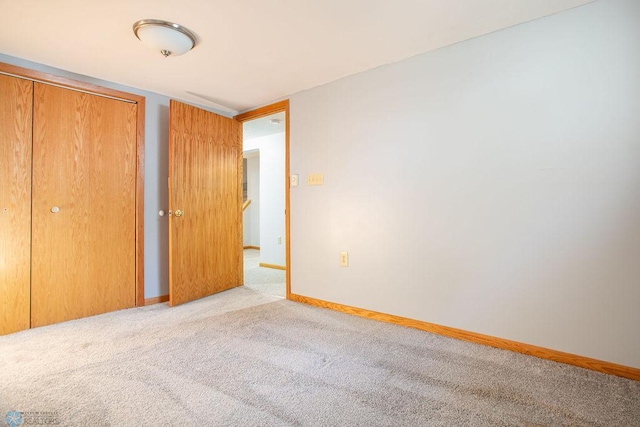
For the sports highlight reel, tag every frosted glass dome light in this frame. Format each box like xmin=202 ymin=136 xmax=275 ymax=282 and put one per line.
xmin=133 ymin=20 xmax=197 ymax=57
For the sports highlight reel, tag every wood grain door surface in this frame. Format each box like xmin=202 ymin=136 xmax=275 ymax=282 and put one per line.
xmin=30 ymin=83 xmax=137 ymax=327
xmin=0 ymin=74 xmax=33 ymax=334
xmin=169 ymin=100 xmax=243 ymax=306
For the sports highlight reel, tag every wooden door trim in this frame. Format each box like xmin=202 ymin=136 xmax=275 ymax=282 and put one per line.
xmin=235 ymin=100 xmax=291 ymax=299
xmin=0 ymin=61 xmax=146 ymax=307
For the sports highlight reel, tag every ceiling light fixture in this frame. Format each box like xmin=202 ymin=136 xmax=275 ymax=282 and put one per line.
xmin=133 ymin=19 xmax=197 ymax=57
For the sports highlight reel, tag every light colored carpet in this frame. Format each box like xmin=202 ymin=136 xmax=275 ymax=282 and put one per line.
xmin=244 ymin=249 xmax=286 ymax=298
xmin=1 ymin=287 xmax=639 ymax=426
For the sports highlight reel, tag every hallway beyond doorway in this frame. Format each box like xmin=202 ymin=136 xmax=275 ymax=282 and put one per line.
xmin=243 ymin=249 xmax=285 ymax=298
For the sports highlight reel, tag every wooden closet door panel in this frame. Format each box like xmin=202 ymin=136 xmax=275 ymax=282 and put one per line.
xmin=169 ymin=100 xmax=243 ymax=306
xmin=31 ymin=83 xmax=137 ymax=327
xmin=0 ymin=75 xmax=32 ymax=335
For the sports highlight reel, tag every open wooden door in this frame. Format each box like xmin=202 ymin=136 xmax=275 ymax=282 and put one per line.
xmin=169 ymin=100 xmax=243 ymax=306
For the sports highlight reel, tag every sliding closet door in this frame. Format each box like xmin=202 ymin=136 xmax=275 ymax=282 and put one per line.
xmin=169 ymin=100 xmax=243 ymax=306
xmin=31 ymin=83 xmax=137 ymax=327
xmin=0 ymin=75 xmax=32 ymax=335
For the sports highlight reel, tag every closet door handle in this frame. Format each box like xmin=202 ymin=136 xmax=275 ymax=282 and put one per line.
xmin=50 ymin=206 xmax=60 ymax=213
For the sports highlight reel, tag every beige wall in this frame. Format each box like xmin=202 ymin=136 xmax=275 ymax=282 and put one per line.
xmin=289 ymin=0 xmax=640 ymax=368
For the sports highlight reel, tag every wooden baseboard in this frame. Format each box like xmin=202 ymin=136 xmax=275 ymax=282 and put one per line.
xmin=259 ymin=262 xmax=286 ymax=271
xmin=144 ymin=295 xmax=169 ymax=306
xmin=244 ymin=246 xmax=260 ymax=250
xmin=288 ymin=293 xmax=640 ymax=382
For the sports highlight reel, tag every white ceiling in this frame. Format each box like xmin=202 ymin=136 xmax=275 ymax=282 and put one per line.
xmin=0 ymin=0 xmax=593 ymax=115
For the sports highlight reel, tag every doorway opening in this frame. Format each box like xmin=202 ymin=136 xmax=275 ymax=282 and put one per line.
xmin=239 ymin=107 xmax=288 ymax=298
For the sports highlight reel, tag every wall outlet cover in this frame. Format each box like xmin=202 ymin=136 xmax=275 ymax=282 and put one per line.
xmin=340 ymin=252 xmax=349 ymax=267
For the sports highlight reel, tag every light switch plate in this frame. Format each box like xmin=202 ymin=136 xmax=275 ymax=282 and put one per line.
xmin=291 ymin=174 xmax=299 ymax=187
xmin=307 ymin=173 xmax=324 ymax=186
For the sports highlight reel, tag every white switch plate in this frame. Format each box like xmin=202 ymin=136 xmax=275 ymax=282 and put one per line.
xmin=307 ymin=173 xmax=324 ymax=186
xmin=291 ymin=174 xmax=299 ymax=187
xmin=340 ymin=252 xmax=349 ymax=267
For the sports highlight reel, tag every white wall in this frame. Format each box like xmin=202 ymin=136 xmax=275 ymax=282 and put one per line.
xmin=289 ymin=0 xmax=640 ymax=368
xmin=244 ymin=132 xmax=286 ymax=266
xmin=0 ymin=52 xmax=231 ymax=300
xmin=243 ymin=155 xmax=260 ymax=247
